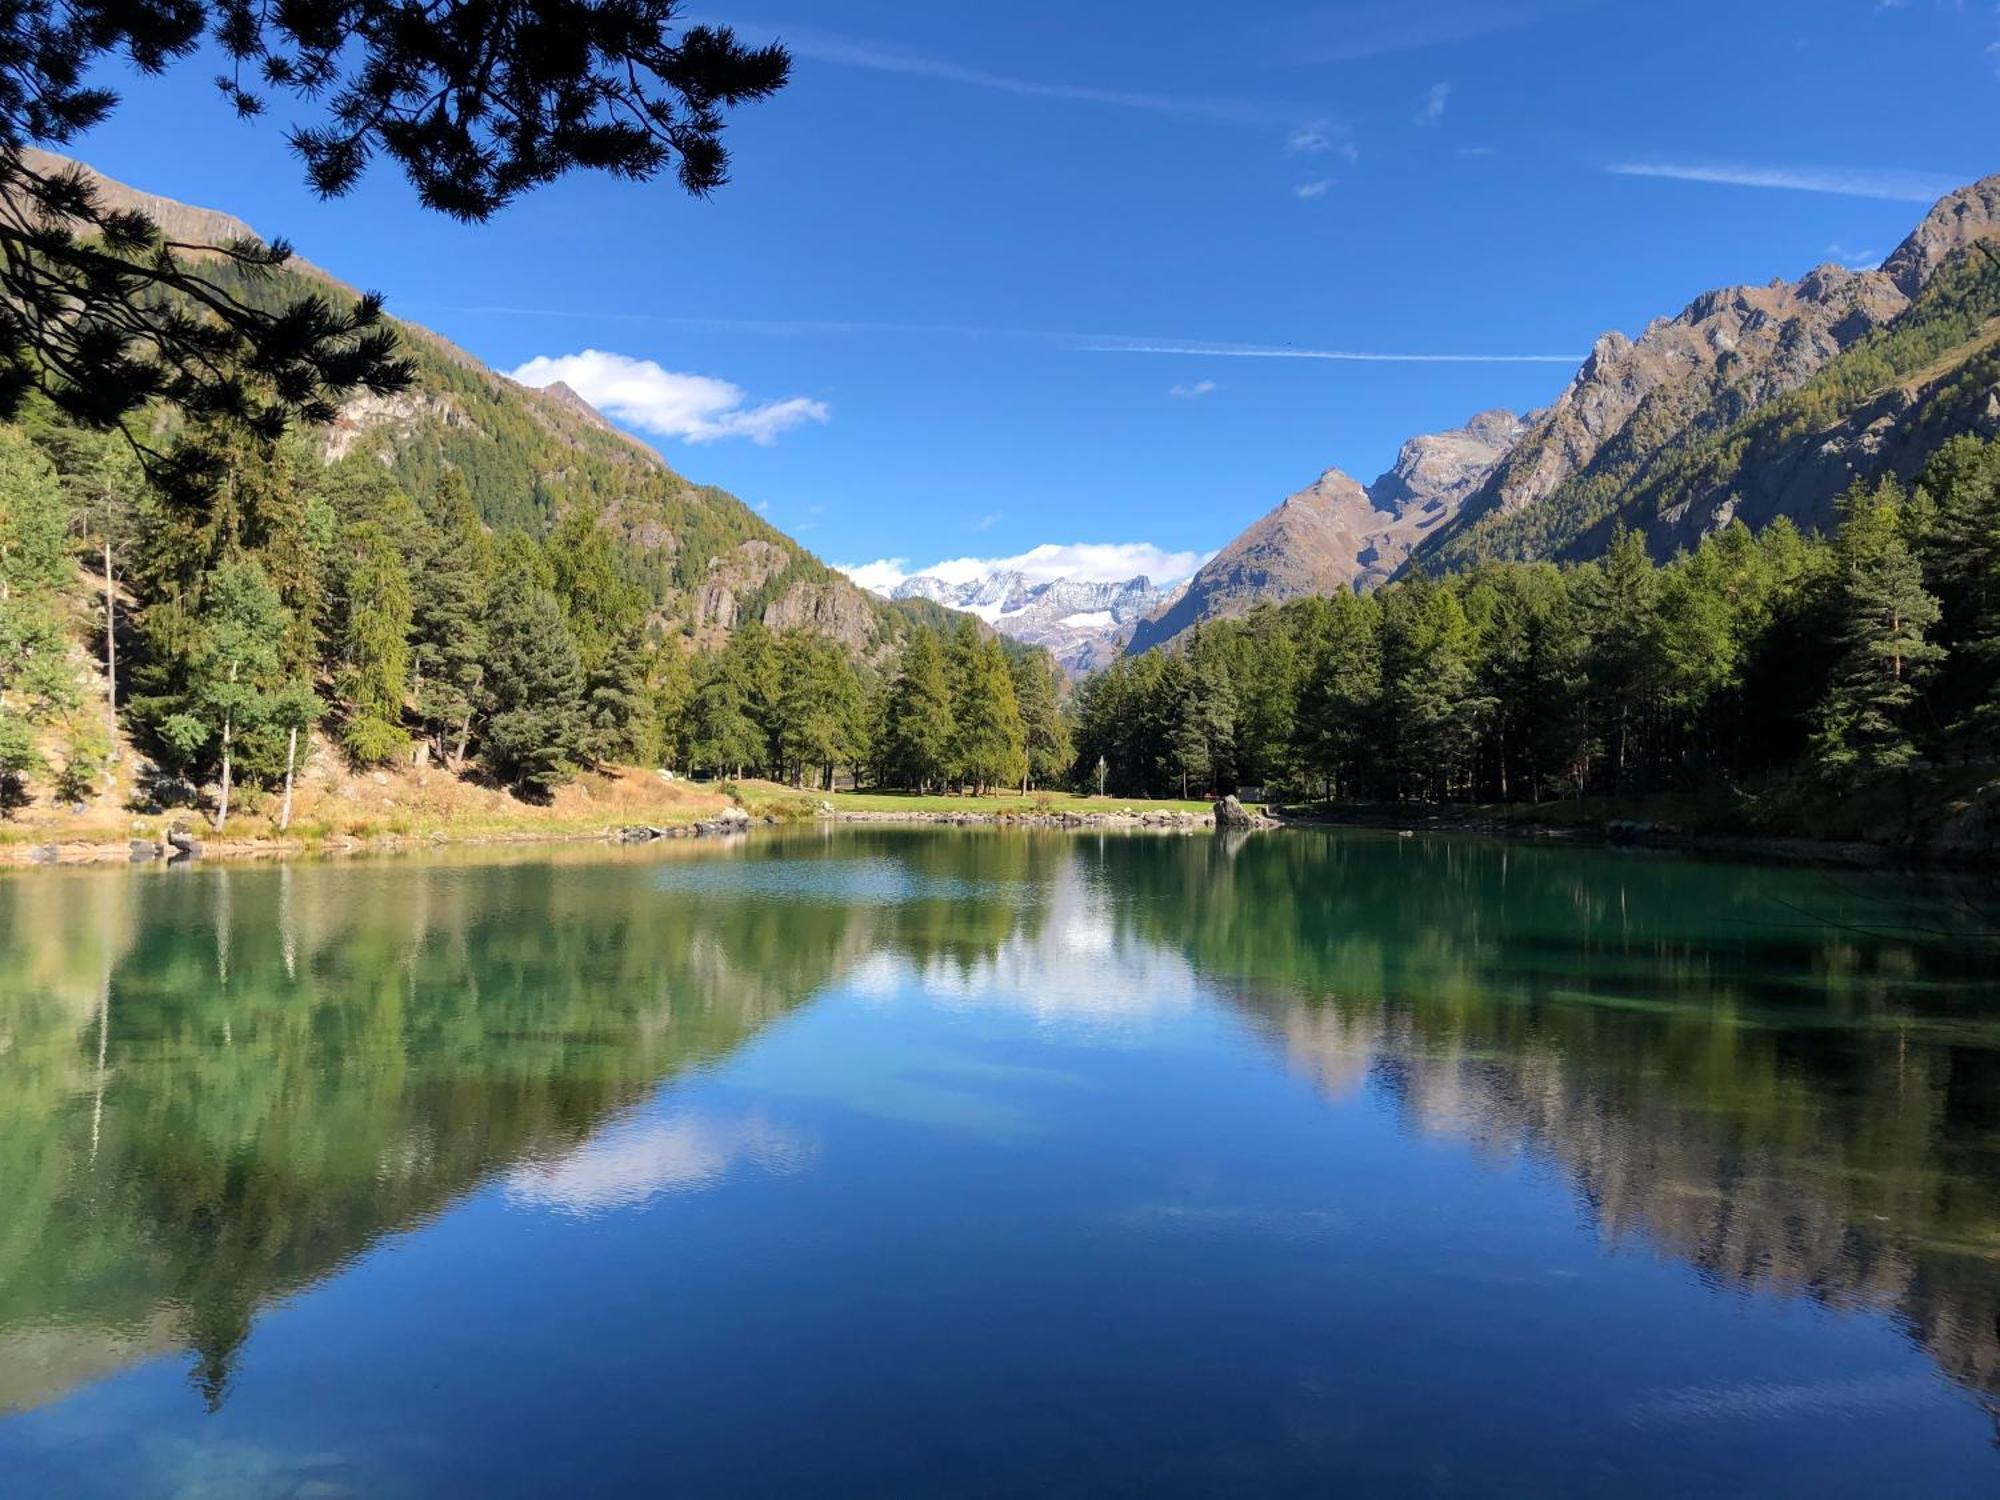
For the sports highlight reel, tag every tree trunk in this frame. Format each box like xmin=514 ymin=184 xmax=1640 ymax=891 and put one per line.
xmin=278 ymin=724 xmax=298 ymax=832
xmin=216 ymin=711 xmax=234 ymax=831
xmin=102 ymin=537 xmax=118 ymax=760
xmin=452 ymin=706 xmax=474 ymax=772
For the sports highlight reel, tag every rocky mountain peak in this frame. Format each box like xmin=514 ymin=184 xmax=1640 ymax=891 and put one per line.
xmin=883 ymin=569 xmax=1184 ymax=674
xmin=1881 ymin=173 xmax=2000 ymax=298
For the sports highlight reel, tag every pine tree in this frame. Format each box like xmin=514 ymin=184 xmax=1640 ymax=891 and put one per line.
xmin=1811 ymin=480 xmax=1944 ymax=781
xmin=1293 ymin=590 xmax=1380 ymax=801
xmin=333 ymin=519 xmax=414 ymax=765
xmin=688 ymin=650 xmax=765 ymax=780
xmin=481 ymin=558 xmax=587 ymax=795
xmin=1185 ymin=632 xmax=1239 ymax=795
xmin=884 ymin=627 xmax=956 ymax=791
xmin=410 ymin=470 xmax=493 ymax=769
xmin=1009 ymin=650 xmax=1072 ymax=792
xmin=1580 ymin=526 xmax=1664 ymax=789
xmin=1377 ymin=576 xmax=1478 ymax=802
xmin=547 ymin=511 xmax=644 ymax=676
xmin=774 ymin=632 xmax=866 ymax=789
xmin=951 ymin=636 xmax=1026 ymax=794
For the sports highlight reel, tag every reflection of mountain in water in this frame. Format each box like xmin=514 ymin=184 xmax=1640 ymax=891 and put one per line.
xmin=1091 ymin=830 xmax=2000 ymax=1405
xmin=3 ymin=829 xmax=1997 ymax=1420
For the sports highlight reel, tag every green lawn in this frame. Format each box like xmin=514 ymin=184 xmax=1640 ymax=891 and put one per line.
xmin=731 ymin=780 xmax=1230 ymax=820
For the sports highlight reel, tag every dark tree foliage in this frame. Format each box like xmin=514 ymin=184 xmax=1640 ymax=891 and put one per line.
xmin=1081 ymin=440 xmax=2000 ymax=808
xmin=0 ymin=0 xmax=787 ymax=464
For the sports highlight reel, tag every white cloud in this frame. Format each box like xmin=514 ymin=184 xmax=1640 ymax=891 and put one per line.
xmin=1295 ymin=178 xmax=1333 ymax=200
xmin=746 ymin=23 xmax=1275 ymax=123
xmin=1169 ymin=379 xmax=1220 ymax=399
xmin=1457 ymin=145 xmax=1496 ymax=158
xmin=509 ymin=349 xmax=828 ymax=445
xmin=836 ymin=542 xmax=1211 ymax=595
xmin=1605 ymin=160 xmax=1962 ymax=203
xmin=973 ymin=511 xmax=1004 ymax=530
xmin=1417 ymin=82 xmax=1452 ymax=125
xmin=1824 ymin=241 xmax=1882 ymax=269
xmin=840 ymin=558 xmax=911 ymax=593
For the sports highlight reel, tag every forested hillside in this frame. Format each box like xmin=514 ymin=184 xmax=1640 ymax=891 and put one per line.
xmin=0 ymin=154 xmax=1066 ymax=836
xmin=1078 ymin=438 xmax=1999 ymax=850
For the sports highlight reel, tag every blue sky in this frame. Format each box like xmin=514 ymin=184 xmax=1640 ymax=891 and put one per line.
xmin=67 ymin=0 xmax=1996 ymax=588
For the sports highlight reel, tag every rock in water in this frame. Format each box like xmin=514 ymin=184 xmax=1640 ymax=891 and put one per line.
xmin=1214 ymin=796 xmax=1254 ymax=830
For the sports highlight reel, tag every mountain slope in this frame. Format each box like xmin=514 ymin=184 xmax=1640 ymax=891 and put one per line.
xmin=1127 ymin=409 xmax=1520 ymax=653
xmin=1410 ymin=174 xmax=2000 ymax=571
xmin=34 ymin=150 xmax=927 ymax=662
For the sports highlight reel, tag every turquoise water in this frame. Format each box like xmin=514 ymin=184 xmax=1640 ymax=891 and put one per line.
xmin=1 ymin=827 xmax=1996 ymax=1495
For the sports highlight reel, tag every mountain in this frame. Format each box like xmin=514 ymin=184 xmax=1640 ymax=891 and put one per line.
xmin=29 ymin=149 xmax=946 ymax=664
xmin=1129 ymin=173 xmax=2000 ymax=657
xmin=888 ymin=571 xmax=1183 ymax=673
xmin=1126 ymin=409 xmax=1521 ymax=653
xmin=1409 ymin=174 xmax=2000 ymax=571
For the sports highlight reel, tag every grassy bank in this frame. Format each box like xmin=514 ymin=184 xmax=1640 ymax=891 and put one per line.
xmin=0 ymin=760 xmax=734 ymax=864
xmin=731 ymin=781 xmax=1231 ymax=822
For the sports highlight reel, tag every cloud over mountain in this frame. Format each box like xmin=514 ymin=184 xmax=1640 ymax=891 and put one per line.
xmin=510 ymin=350 xmax=828 ymax=445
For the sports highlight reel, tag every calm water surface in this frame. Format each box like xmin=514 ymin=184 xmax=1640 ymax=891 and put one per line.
xmin=2 ymin=827 xmax=1997 ymax=1496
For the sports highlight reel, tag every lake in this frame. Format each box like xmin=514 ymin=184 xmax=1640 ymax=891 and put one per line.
xmin=1 ymin=827 xmax=1997 ymax=1496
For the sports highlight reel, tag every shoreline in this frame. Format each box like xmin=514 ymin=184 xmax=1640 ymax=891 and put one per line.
xmin=1274 ymin=806 xmax=1996 ymax=870
xmin=1 ymin=802 xmax=1986 ymax=871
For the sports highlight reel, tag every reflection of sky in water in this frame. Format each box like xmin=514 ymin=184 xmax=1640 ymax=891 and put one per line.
xmin=847 ymin=860 xmax=1198 ymax=1026
xmin=506 ymin=1108 xmax=814 ymax=1217
xmin=650 ymin=857 xmax=1025 ymax=906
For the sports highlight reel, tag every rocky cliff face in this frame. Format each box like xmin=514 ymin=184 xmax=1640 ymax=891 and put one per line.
xmin=1128 ymin=409 xmax=1521 ymax=653
xmin=891 ymin=571 xmax=1181 ymax=673
xmin=1414 ymin=173 xmax=2000 ymax=572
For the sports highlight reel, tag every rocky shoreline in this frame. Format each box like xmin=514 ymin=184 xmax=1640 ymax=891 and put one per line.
xmin=814 ymin=795 xmax=1283 ymax=833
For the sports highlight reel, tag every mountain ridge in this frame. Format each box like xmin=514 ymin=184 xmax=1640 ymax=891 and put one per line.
xmin=1128 ymin=170 xmax=2000 ymax=655
xmin=1126 ymin=408 xmax=1522 ymax=653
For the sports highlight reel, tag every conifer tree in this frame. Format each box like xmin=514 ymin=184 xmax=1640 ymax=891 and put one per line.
xmin=333 ymin=519 xmax=413 ymax=765
xmin=951 ymin=636 xmax=1026 ymax=794
xmin=410 ymin=471 xmax=492 ymax=769
xmin=480 ymin=556 xmax=587 ymax=795
xmin=1811 ymin=480 xmax=1944 ymax=781
xmin=1009 ymin=650 xmax=1072 ymax=792
xmin=1294 ymin=590 xmax=1380 ymax=801
xmin=1579 ymin=527 xmax=1663 ymax=788
xmin=688 ymin=650 xmax=765 ymax=780
xmin=884 ymin=627 xmax=956 ymax=791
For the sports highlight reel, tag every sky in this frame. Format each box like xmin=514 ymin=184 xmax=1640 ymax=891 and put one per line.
xmin=61 ymin=0 xmax=1997 ymax=591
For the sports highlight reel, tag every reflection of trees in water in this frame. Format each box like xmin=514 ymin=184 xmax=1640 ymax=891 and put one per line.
xmin=0 ymin=845 xmax=878 ymax=1412
xmin=5 ymin=830 xmax=1997 ymax=1418
xmin=1098 ymin=830 xmax=2000 ymax=1403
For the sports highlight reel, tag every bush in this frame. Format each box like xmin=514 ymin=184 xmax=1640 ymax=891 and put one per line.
xmin=0 ymin=710 xmax=42 ymax=810
xmin=342 ymin=714 xmax=410 ymax=768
